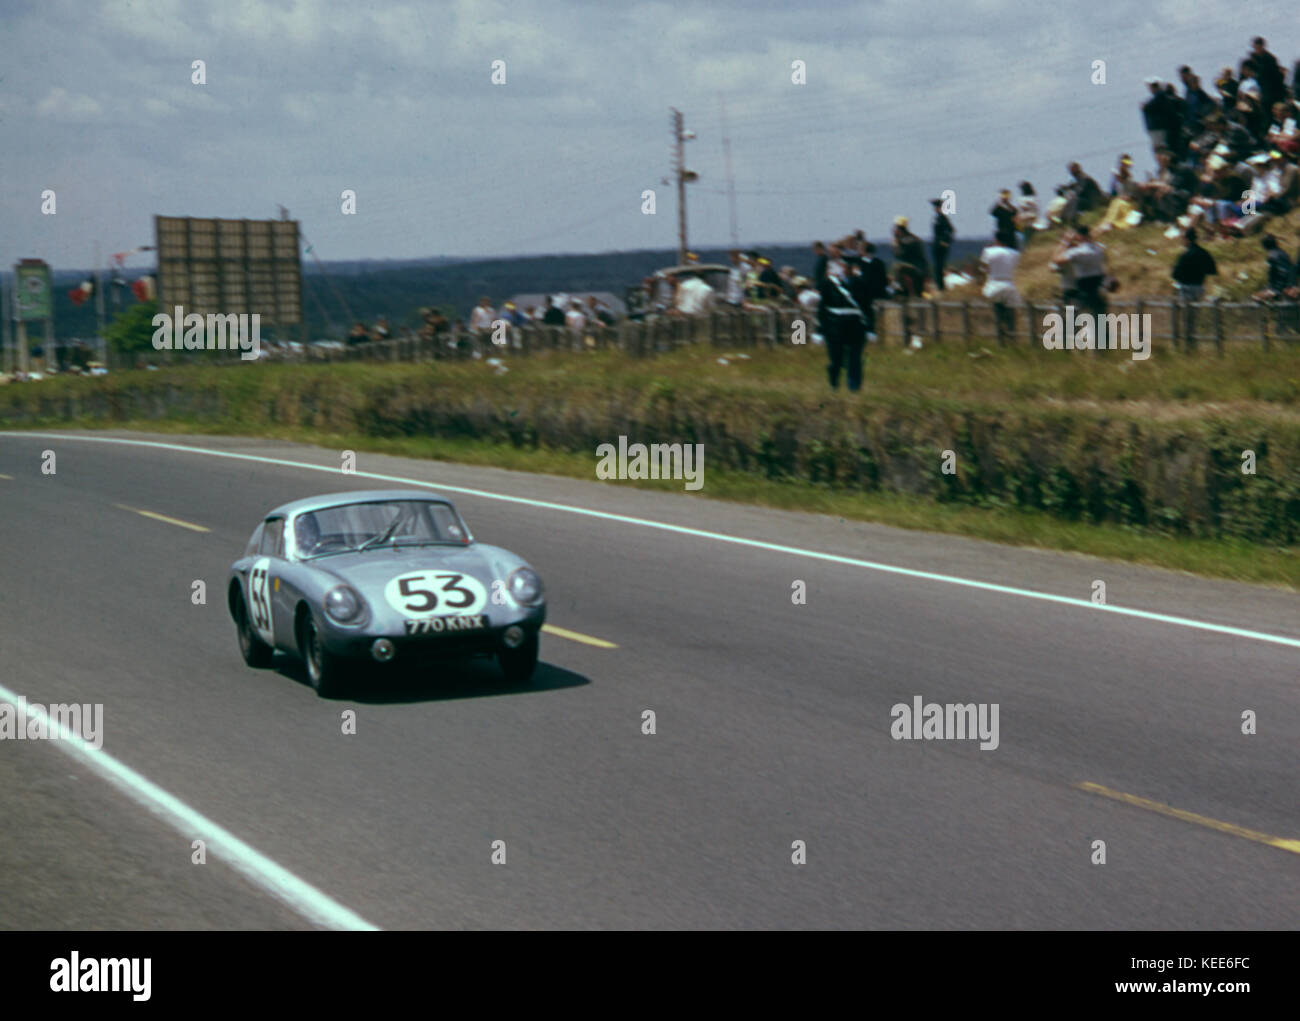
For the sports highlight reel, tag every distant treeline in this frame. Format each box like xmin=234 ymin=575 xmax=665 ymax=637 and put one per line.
xmin=9 ymin=241 xmax=988 ymax=342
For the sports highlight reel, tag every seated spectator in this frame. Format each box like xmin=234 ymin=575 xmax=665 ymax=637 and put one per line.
xmin=1214 ymin=67 xmax=1238 ymax=111
xmin=347 ymin=321 xmax=370 ymax=346
xmin=1259 ymin=150 xmax=1300 ymax=215
xmin=1266 ymin=101 xmax=1299 ymax=157
xmin=565 ymin=301 xmax=588 ymax=334
xmin=1137 ymin=149 xmax=1195 ymax=223
xmin=1061 ymin=162 xmax=1102 ymax=221
xmin=1014 ymin=181 xmax=1042 ymax=247
xmin=1098 ymin=155 xmax=1142 ymax=232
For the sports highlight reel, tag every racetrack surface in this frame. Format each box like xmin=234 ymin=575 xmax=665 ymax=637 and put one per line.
xmin=0 ymin=430 xmax=1296 ymax=930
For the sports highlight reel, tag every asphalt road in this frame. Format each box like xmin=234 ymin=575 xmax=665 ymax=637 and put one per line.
xmin=0 ymin=430 xmax=1296 ymax=929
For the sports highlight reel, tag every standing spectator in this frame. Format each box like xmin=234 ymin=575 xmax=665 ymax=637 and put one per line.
xmin=1257 ymin=234 xmax=1294 ymax=296
xmin=891 ymin=216 xmax=928 ymax=296
xmin=980 ymin=230 xmax=1021 ymax=344
xmin=542 ymin=296 xmax=566 ymax=326
xmin=817 ymin=243 xmax=867 ymax=391
xmin=347 ymin=321 xmax=370 ymax=347
xmin=990 ymin=189 xmax=1018 ymax=244
xmin=892 ymin=217 xmax=928 ymax=345
xmin=674 ymin=270 xmax=714 ymax=315
xmin=795 ymin=276 xmax=822 ymax=343
xmin=1179 ymin=67 xmax=1215 ymax=134
xmin=1062 ymin=162 xmax=1102 ymax=221
xmin=1015 ymin=181 xmax=1040 ymax=248
xmin=930 ymin=198 xmax=954 ymax=290
xmin=726 ymin=249 xmax=748 ymax=307
xmin=1142 ymin=77 xmax=1176 ymax=158
xmin=565 ymin=301 xmax=588 ymax=336
xmin=372 ymin=315 xmax=391 ymax=342
xmin=755 ymin=257 xmax=783 ymax=301
xmin=854 ymin=241 xmax=890 ymax=339
xmin=1249 ymin=37 xmax=1286 ymax=112
xmin=1053 ymin=226 xmax=1108 ymax=317
xmin=469 ymin=296 xmax=495 ymax=338
xmin=1171 ymin=227 xmax=1217 ymax=345
xmin=1256 ymin=234 xmax=1297 ymax=334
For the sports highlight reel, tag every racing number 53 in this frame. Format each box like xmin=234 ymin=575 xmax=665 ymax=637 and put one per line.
xmin=391 ymin=572 xmax=484 ymax=615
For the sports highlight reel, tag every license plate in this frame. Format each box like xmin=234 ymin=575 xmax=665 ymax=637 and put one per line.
xmin=404 ymin=614 xmax=488 ymax=636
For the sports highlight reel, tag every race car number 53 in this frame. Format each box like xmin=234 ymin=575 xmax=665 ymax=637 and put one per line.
xmin=383 ymin=571 xmax=488 ymax=617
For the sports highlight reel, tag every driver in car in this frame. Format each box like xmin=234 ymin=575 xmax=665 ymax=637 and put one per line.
xmin=294 ymin=512 xmax=321 ymax=556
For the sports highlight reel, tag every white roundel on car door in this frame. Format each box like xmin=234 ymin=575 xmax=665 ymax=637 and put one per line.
xmin=384 ymin=571 xmax=488 ymax=618
xmin=248 ymin=556 xmax=275 ymax=645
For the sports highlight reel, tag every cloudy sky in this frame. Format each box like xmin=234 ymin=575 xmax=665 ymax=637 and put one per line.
xmin=2 ymin=0 xmax=1296 ymax=268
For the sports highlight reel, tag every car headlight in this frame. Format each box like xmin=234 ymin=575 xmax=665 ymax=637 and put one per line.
xmin=508 ymin=568 xmax=543 ymax=606
xmin=324 ymin=585 xmax=364 ymax=623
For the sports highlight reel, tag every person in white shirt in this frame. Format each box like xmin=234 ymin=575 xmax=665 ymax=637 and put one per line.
xmin=726 ymin=250 xmax=748 ymax=306
xmin=469 ymin=296 xmax=495 ymax=335
xmin=674 ymin=272 xmax=714 ymax=315
xmin=565 ymin=303 xmax=587 ymax=334
xmin=795 ymin=277 xmax=822 ymax=343
xmin=980 ymin=232 xmax=1022 ymax=342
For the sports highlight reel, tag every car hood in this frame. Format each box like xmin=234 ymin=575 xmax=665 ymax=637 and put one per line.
xmin=305 ymin=543 xmax=525 ymax=591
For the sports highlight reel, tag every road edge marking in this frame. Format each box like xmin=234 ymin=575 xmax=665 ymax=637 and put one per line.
xmin=7 ymin=431 xmax=1299 ymax=650
xmin=0 ymin=683 xmax=381 ymax=930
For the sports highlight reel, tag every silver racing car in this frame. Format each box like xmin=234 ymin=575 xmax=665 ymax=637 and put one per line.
xmin=228 ymin=489 xmax=546 ymax=696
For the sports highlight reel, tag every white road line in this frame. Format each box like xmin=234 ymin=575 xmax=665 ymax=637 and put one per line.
xmin=0 ymin=682 xmax=380 ymax=931
xmin=5 ymin=431 xmax=1299 ymax=650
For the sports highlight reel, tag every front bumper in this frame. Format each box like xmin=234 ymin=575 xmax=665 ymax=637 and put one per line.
xmin=322 ymin=607 xmax=545 ymax=663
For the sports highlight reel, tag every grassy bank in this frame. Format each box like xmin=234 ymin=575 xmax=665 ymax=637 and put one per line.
xmin=2 ymin=346 xmax=1297 ymax=586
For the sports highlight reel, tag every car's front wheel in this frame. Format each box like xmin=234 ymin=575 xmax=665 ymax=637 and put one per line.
xmin=498 ymin=631 xmax=539 ymax=685
xmin=234 ymin=590 xmax=273 ymax=668
xmin=300 ymin=612 xmax=348 ymax=697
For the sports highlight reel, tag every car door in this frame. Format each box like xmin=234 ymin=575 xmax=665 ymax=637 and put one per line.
xmin=247 ymin=516 xmax=285 ymax=650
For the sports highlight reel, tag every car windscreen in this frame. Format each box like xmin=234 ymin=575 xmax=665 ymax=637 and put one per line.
xmin=294 ymin=500 xmax=468 ymax=557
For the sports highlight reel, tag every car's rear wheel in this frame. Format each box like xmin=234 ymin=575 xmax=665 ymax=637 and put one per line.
xmin=300 ymin=613 xmax=348 ymax=697
xmin=234 ymin=590 xmax=273 ymax=668
xmin=498 ymin=631 xmax=539 ymax=685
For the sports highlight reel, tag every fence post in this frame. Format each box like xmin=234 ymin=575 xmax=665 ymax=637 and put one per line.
xmin=961 ymin=300 xmax=971 ymax=344
xmin=930 ymin=300 xmax=941 ymax=345
xmin=1259 ymin=303 xmax=1270 ymax=352
xmin=1212 ymin=301 xmax=1224 ymax=356
xmin=1024 ymin=300 xmax=1035 ymax=348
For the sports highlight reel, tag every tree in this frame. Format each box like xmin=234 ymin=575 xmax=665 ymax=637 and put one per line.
xmin=103 ymin=300 xmax=158 ymax=355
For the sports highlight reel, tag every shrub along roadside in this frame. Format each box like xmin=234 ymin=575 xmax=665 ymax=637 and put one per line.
xmin=1 ymin=360 xmax=1296 ymax=582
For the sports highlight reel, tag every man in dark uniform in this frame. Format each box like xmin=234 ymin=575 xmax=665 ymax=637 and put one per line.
xmin=817 ymin=242 xmax=867 ymax=391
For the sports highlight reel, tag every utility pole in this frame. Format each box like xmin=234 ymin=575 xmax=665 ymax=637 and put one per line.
xmin=670 ymin=108 xmax=698 ymax=265
xmin=1 ymin=270 xmax=10 ymax=374
xmin=719 ymin=94 xmax=739 ymax=249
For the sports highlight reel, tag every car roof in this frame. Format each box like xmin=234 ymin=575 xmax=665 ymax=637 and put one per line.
xmin=265 ymin=489 xmax=456 ymax=519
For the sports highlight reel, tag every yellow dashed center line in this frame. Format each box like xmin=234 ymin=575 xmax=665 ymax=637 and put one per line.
xmin=0 ymin=473 xmax=13 ymax=480
xmin=1076 ymin=781 xmax=1300 ymax=856
xmin=114 ymin=503 xmax=210 ymax=533
xmin=542 ymin=624 xmax=617 ymax=649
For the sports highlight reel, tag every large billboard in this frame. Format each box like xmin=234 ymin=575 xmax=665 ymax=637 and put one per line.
xmin=154 ymin=216 xmax=302 ymax=325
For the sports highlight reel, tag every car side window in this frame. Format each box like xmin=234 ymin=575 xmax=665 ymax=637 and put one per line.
xmin=260 ymin=518 xmax=285 ymax=558
xmin=244 ymin=523 xmax=264 ymax=558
